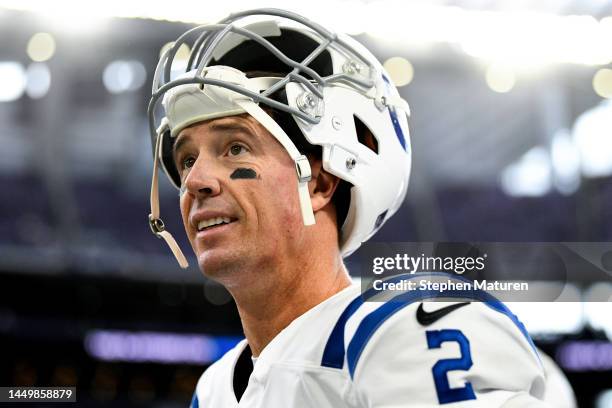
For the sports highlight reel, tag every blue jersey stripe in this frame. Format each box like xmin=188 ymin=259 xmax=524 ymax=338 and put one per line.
xmin=322 ymin=274 xmax=438 ymax=370
xmin=342 ymin=273 xmax=540 ymax=378
xmin=321 ymin=295 xmax=365 ymax=369
xmin=320 ymin=274 xmax=418 ymax=369
xmin=190 ymin=392 xmax=199 ymax=408
xmin=347 ymin=294 xmax=415 ymax=377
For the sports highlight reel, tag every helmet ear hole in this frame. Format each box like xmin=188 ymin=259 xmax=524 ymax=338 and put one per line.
xmin=333 ymin=179 xmax=352 ymax=236
xmin=354 ymin=115 xmax=378 ymax=154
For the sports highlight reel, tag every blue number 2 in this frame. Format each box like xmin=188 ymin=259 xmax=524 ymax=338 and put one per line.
xmin=426 ymin=329 xmax=476 ymax=404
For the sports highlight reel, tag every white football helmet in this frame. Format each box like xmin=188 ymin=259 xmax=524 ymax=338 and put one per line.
xmin=147 ymin=9 xmax=411 ymax=268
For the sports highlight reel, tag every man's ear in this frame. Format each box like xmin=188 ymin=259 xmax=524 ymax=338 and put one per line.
xmin=308 ymin=157 xmax=340 ymax=212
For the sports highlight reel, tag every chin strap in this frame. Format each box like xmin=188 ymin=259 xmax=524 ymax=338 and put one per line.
xmin=149 ymin=118 xmax=189 ymax=269
xmin=235 ymin=98 xmax=315 ymax=226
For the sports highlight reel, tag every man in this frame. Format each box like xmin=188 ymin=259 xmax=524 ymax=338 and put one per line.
xmin=146 ymin=9 xmax=549 ymax=407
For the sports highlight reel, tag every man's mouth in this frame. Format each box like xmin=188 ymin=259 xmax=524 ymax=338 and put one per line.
xmin=197 ymin=217 xmax=237 ymax=232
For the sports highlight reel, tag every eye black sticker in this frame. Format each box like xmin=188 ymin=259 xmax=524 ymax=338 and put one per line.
xmin=230 ymin=168 xmax=259 ymax=179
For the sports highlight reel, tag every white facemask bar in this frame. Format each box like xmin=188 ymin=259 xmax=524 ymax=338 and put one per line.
xmin=152 ymin=9 xmax=376 ymax=102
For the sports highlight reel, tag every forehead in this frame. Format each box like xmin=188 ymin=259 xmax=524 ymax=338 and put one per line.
xmin=175 ymin=114 xmax=267 ymax=146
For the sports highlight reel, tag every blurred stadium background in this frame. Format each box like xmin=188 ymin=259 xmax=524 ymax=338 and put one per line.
xmin=1 ymin=0 xmax=612 ymax=407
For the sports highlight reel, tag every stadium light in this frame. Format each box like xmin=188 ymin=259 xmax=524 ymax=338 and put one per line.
xmin=593 ymin=68 xmax=612 ymax=99
xmin=25 ymin=63 xmax=51 ymax=98
xmin=26 ymin=32 xmax=55 ymax=62
xmin=383 ymin=57 xmax=414 ymax=87
xmin=501 ymin=146 xmax=552 ymax=197
xmin=573 ymin=99 xmax=612 ymax=177
xmin=0 ymin=62 xmax=26 ymax=102
xmin=102 ymin=60 xmax=147 ymax=94
xmin=485 ymin=63 xmax=516 ymax=93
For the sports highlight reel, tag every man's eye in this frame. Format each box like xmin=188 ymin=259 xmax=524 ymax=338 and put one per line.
xmin=182 ymin=157 xmax=196 ymax=169
xmin=229 ymin=144 xmax=248 ymax=156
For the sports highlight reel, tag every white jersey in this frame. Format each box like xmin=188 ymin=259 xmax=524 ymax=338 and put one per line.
xmin=190 ymin=280 xmax=547 ymax=407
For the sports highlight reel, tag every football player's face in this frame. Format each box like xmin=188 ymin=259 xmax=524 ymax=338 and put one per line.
xmin=174 ymin=114 xmax=304 ymax=283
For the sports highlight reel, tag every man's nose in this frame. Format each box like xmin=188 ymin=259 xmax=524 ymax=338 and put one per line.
xmin=182 ymin=157 xmax=222 ymax=198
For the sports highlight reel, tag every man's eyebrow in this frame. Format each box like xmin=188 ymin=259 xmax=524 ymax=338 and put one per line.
xmin=172 ymin=120 xmax=259 ymax=158
xmin=172 ymin=134 xmax=192 ymax=159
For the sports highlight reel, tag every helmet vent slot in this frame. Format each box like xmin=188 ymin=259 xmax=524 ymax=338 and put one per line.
xmin=354 ymin=115 xmax=378 ymax=154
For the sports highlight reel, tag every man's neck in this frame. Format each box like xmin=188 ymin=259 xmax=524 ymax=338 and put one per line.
xmin=230 ymin=257 xmax=351 ymax=357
